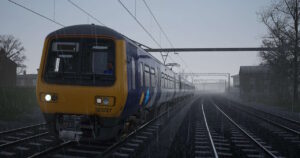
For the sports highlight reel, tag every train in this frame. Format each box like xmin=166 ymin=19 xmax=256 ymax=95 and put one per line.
xmin=36 ymin=24 xmax=195 ymax=141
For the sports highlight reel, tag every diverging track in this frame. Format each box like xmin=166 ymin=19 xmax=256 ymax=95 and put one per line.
xmin=213 ymin=97 xmax=300 ymax=158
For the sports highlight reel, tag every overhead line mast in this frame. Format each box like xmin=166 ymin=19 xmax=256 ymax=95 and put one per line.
xmin=145 ymin=47 xmax=276 ymax=52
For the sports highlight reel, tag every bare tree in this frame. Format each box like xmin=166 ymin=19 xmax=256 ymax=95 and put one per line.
xmin=0 ymin=35 xmax=26 ymax=74
xmin=259 ymin=0 xmax=299 ymax=108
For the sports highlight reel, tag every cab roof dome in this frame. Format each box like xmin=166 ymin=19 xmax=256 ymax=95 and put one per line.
xmin=47 ymin=24 xmax=124 ymax=40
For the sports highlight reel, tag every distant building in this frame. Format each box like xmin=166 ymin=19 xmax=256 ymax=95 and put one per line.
xmin=231 ymin=74 xmax=239 ymax=87
xmin=0 ymin=50 xmax=17 ymax=87
xmin=239 ymin=66 xmax=271 ymax=100
xmin=16 ymin=71 xmax=37 ymax=87
xmin=230 ymin=74 xmax=240 ymax=95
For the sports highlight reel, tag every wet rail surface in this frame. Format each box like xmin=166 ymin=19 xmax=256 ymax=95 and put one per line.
xmin=0 ymin=123 xmax=62 ymax=157
xmin=2 ymin=95 xmax=299 ymax=157
xmin=209 ymin=100 xmax=280 ymax=158
xmin=169 ymin=97 xmax=290 ymax=158
xmin=33 ymin=100 xmax=189 ymax=158
xmin=213 ymin=97 xmax=300 ymax=157
xmin=168 ymin=98 xmax=216 ymax=157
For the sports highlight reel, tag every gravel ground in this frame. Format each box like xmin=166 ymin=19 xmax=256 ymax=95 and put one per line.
xmin=0 ymin=107 xmax=45 ymax=131
xmin=223 ymin=93 xmax=300 ymax=122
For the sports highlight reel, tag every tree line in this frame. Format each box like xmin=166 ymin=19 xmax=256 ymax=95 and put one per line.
xmin=0 ymin=35 xmax=26 ymax=74
xmin=259 ymin=0 xmax=300 ymax=108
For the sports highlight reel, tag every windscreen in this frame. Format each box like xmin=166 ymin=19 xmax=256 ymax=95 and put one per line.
xmin=44 ymin=37 xmax=115 ymax=86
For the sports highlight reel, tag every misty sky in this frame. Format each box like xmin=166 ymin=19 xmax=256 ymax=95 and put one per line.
xmin=0 ymin=0 xmax=272 ymax=78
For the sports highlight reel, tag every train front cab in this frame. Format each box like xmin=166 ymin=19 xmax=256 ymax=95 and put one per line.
xmin=36 ymin=35 xmax=129 ymax=140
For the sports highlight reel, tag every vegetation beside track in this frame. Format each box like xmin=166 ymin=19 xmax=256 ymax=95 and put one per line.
xmin=0 ymin=87 xmax=39 ymax=120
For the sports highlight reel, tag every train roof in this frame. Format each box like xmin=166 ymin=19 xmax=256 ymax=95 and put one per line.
xmin=46 ymin=24 xmax=171 ymax=70
xmin=47 ymin=24 xmax=125 ymax=40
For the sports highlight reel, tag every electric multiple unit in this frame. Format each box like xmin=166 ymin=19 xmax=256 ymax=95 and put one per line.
xmin=36 ymin=24 xmax=195 ymax=140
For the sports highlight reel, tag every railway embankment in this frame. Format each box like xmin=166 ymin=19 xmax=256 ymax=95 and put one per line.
xmin=223 ymin=93 xmax=300 ymax=122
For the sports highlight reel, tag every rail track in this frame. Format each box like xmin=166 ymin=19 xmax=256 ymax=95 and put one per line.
xmin=205 ymin=99 xmax=283 ymax=157
xmin=213 ymin=97 xmax=300 ymax=157
xmin=168 ymin=97 xmax=279 ymax=157
xmin=193 ymin=99 xmax=217 ymax=158
xmin=30 ymin=110 xmax=174 ymax=157
xmin=0 ymin=123 xmax=62 ymax=157
xmin=19 ymin=97 xmax=195 ymax=158
xmin=3 ymin=96 xmax=297 ymax=157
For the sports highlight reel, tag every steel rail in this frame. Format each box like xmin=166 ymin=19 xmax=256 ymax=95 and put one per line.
xmin=29 ymin=98 xmax=194 ymax=158
xmin=0 ymin=132 xmax=49 ymax=148
xmin=212 ymin=101 xmax=278 ymax=158
xmin=100 ymin=106 xmax=176 ymax=158
xmin=0 ymin=123 xmax=46 ymax=135
xmin=201 ymin=103 xmax=219 ymax=158
xmin=27 ymin=141 xmax=74 ymax=158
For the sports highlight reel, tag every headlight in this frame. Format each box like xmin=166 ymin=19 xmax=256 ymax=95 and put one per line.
xmin=95 ymin=96 xmax=115 ymax=106
xmin=96 ymin=98 xmax=102 ymax=104
xmin=41 ymin=93 xmax=57 ymax=102
xmin=45 ymin=94 xmax=52 ymax=102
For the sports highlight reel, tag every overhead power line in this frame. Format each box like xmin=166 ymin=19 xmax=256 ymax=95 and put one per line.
xmin=118 ymin=0 xmax=168 ymax=64
xmin=118 ymin=0 xmax=161 ymax=48
xmin=8 ymin=0 xmax=65 ymax=27
xmin=67 ymin=0 xmax=105 ymax=26
xmin=142 ymin=0 xmax=191 ymax=71
xmin=142 ymin=0 xmax=174 ymax=48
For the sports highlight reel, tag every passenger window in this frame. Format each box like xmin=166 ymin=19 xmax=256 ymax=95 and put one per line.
xmin=144 ymin=65 xmax=150 ymax=87
xmin=151 ymin=68 xmax=156 ymax=87
xmin=140 ymin=63 xmax=143 ymax=87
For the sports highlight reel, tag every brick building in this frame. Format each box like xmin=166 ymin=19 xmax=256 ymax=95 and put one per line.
xmin=239 ymin=66 xmax=271 ymax=100
xmin=0 ymin=50 xmax=17 ymax=87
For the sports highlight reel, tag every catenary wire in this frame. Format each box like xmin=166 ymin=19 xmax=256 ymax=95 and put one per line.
xmin=67 ymin=0 xmax=106 ymax=26
xmin=8 ymin=0 xmax=64 ymax=27
xmin=142 ymin=0 xmax=191 ymax=72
